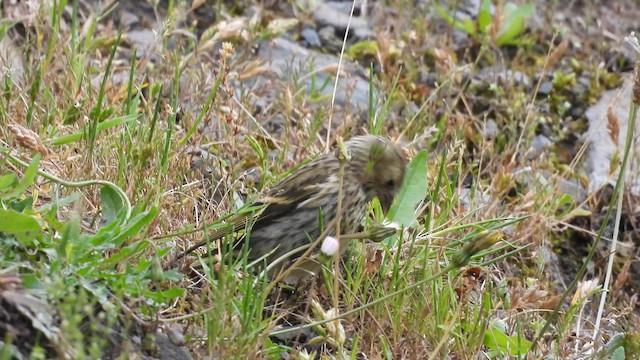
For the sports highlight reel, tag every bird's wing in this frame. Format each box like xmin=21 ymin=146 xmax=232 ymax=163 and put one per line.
xmin=173 ymin=154 xmax=338 ymax=263
xmin=250 ymin=156 xmax=334 ymax=230
xmin=204 ymin=155 xmax=333 ymax=240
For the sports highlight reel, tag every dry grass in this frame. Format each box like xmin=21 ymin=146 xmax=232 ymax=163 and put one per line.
xmin=0 ymin=0 xmax=639 ymax=359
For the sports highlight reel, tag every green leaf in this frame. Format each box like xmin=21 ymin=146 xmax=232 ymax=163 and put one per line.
xmin=38 ymin=192 xmax=82 ymax=212
xmin=477 ymin=0 xmax=492 ymax=33
xmin=109 ymin=207 xmax=158 ymax=246
xmin=100 ymin=185 xmax=124 ymax=225
xmin=0 ymin=172 xmax=18 ymax=192
xmin=0 ymin=208 xmax=41 ymax=246
xmin=62 ymin=101 xmax=82 ymax=125
xmin=386 ymin=149 xmax=428 ymax=230
xmin=50 ymin=114 xmax=137 ymax=146
xmin=58 ymin=215 xmax=81 ymax=262
xmin=434 ymin=4 xmax=477 ymax=35
xmin=246 ymin=135 xmax=264 ymax=161
xmin=160 ymin=270 xmax=183 ymax=282
xmin=10 ymin=196 xmax=34 ymax=212
xmin=483 ymin=321 xmax=532 ymax=356
xmin=144 ymin=286 xmax=185 ymax=305
xmin=496 ymin=3 xmax=534 ymax=46
xmin=347 ymin=40 xmax=379 ymax=58
xmin=98 ymin=240 xmax=150 ymax=268
xmin=0 ymin=154 xmax=40 ymax=201
xmin=21 ymin=274 xmax=42 ymax=289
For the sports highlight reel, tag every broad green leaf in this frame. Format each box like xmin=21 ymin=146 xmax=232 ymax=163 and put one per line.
xmin=1 ymin=154 xmax=40 ymax=200
xmin=478 ymin=0 xmax=492 ymax=33
xmin=0 ymin=208 xmax=41 ymax=246
xmin=0 ymin=172 xmax=18 ymax=192
xmin=483 ymin=322 xmax=532 ymax=356
xmin=387 ymin=149 xmax=428 ymax=229
xmin=80 ymin=277 xmax=109 ymax=304
xmin=89 ymin=219 xmax=120 ymax=249
xmin=100 ymin=185 xmax=124 ymax=225
xmin=21 ymin=274 xmax=42 ymax=289
xmin=496 ymin=3 xmax=534 ymax=46
xmin=11 ymin=196 xmax=34 ymax=212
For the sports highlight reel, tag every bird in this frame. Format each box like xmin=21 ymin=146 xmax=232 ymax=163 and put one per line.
xmin=173 ymin=135 xmax=407 ymax=283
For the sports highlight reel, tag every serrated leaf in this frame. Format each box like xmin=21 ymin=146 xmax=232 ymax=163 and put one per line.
xmin=0 ymin=208 xmax=41 ymax=246
xmin=100 ymin=185 xmax=124 ymax=225
xmin=387 ymin=149 xmax=428 ymax=228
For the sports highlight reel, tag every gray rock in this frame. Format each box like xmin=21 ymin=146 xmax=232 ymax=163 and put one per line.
xmin=127 ymin=29 xmax=159 ymax=59
xmin=584 ymin=74 xmax=640 ymax=194
xmin=254 ymin=37 xmax=373 ymax=113
xmin=538 ymin=81 xmax=553 ymax=96
xmin=301 ymin=28 xmax=322 ymax=47
xmin=529 ymin=134 xmax=552 ymax=159
xmin=482 ymin=118 xmax=499 ymax=139
xmin=312 ymin=2 xmax=374 ymax=41
xmin=474 ymin=67 xmax=532 ymax=88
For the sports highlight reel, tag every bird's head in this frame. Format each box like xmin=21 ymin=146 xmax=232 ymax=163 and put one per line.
xmin=344 ymin=135 xmax=408 ymax=212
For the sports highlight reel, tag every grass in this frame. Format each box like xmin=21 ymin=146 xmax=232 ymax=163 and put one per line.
xmin=0 ymin=0 xmax=639 ymax=359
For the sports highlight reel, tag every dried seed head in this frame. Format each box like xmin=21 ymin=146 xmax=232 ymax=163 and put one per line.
xmin=220 ymin=42 xmax=234 ymax=61
xmin=8 ymin=124 xmax=48 ymax=155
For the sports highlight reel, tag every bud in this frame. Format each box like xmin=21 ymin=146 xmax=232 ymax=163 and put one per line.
xmin=320 ymin=236 xmax=340 ymax=256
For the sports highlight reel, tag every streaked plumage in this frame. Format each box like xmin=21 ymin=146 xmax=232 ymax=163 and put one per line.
xmin=176 ymin=135 xmax=407 ymax=280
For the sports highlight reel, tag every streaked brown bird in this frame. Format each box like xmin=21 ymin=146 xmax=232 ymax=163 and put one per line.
xmin=175 ymin=135 xmax=407 ymax=282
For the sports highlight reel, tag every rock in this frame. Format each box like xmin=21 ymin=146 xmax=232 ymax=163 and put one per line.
xmin=252 ymin=37 xmax=373 ymax=113
xmin=127 ymin=29 xmax=159 ymax=59
xmin=473 ymin=67 xmax=532 ymax=89
xmin=482 ymin=118 xmax=499 ymax=139
xmin=537 ymin=81 xmax=553 ymax=96
xmin=584 ymin=74 xmax=640 ymax=194
xmin=529 ymin=134 xmax=552 ymax=159
xmin=301 ymin=28 xmax=322 ymax=48
xmin=0 ymin=35 xmax=24 ymax=82
xmin=513 ymin=168 xmax=587 ymax=203
xmin=312 ymin=2 xmax=374 ymax=41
